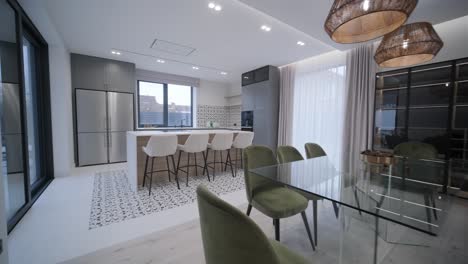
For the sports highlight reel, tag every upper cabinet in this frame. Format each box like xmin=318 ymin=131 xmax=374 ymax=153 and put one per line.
xmin=242 ymin=66 xmax=271 ymax=87
xmin=71 ymin=53 xmax=135 ymax=93
xmin=107 ymin=60 xmax=135 ymax=93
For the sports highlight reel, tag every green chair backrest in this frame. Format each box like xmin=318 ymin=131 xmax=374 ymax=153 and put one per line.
xmin=394 ymin=142 xmax=438 ymax=159
xmin=243 ymin=145 xmax=278 ymax=202
xmin=277 ymin=145 xmax=304 ymax=164
xmin=304 ymin=143 xmax=326 ymax=159
xmin=197 ymin=185 xmax=280 ymax=264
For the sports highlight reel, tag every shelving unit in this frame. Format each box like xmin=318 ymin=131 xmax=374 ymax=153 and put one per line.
xmin=373 ymin=57 xmax=468 ymax=162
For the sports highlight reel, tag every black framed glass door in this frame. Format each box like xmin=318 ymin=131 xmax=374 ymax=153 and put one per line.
xmin=1 ymin=0 xmax=54 ymax=232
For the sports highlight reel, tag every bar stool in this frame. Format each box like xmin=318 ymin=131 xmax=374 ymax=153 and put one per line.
xmin=142 ymin=135 xmax=180 ymax=195
xmin=231 ymin=131 xmax=254 ymax=170
xmin=205 ymin=132 xmax=235 ymax=179
xmin=176 ymin=133 xmax=211 ymax=186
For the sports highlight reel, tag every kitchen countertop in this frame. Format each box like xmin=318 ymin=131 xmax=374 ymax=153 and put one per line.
xmin=127 ymin=128 xmax=242 ymax=137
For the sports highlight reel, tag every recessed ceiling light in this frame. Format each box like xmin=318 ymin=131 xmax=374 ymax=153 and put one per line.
xmin=157 ymin=59 xmax=165 ymax=63
xmin=111 ymin=50 xmax=121 ymax=55
xmin=261 ymin=25 xmax=271 ymax=32
xmin=297 ymin=41 xmax=305 ymax=46
xmin=192 ymin=66 xmax=199 ymax=70
xmin=220 ymin=72 xmax=227 ymax=75
xmin=214 ymin=5 xmax=222 ymax=11
xmin=208 ymin=2 xmax=215 ymax=9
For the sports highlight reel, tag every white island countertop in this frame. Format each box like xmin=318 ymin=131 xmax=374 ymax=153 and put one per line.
xmin=127 ymin=128 xmax=241 ymax=137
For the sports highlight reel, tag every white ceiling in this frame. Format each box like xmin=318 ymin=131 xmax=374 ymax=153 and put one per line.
xmin=240 ymin=0 xmax=468 ymax=51
xmin=43 ymin=0 xmax=333 ymax=84
xmin=43 ymin=0 xmax=468 ymax=84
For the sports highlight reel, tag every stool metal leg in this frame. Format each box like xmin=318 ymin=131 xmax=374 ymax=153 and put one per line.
xmin=202 ymin=151 xmax=211 ymax=181
xmin=176 ymin=151 xmax=182 ymax=174
xmin=149 ymin=157 xmax=155 ymax=196
xmin=143 ymin=155 xmax=149 ymax=187
xmin=220 ymin=151 xmax=224 ymax=171
xmin=186 ymin=152 xmax=191 ymax=186
xmin=165 ymin=156 xmax=171 ymax=182
xmin=212 ymin=150 xmax=216 ymax=180
xmin=227 ymin=149 xmax=235 ymax=177
xmin=171 ymin=155 xmax=180 ymax=189
xmin=194 ymin=153 xmax=198 ymax=176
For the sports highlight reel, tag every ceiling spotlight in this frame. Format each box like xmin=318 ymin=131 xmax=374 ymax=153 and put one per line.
xmin=157 ymin=59 xmax=165 ymax=63
xmin=297 ymin=41 xmax=305 ymax=46
xmin=214 ymin=5 xmax=222 ymax=11
xmin=208 ymin=2 xmax=215 ymax=9
xmin=220 ymin=72 xmax=227 ymax=75
xmin=192 ymin=66 xmax=199 ymax=70
xmin=261 ymin=25 xmax=271 ymax=32
xmin=111 ymin=50 xmax=121 ymax=55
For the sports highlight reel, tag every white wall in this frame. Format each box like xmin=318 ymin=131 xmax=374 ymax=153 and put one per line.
xmin=18 ymin=0 xmax=73 ymax=178
xmin=196 ymin=80 xmax=230 ymax=106
xmin=377 ymin=15 xmax=468 ymax=71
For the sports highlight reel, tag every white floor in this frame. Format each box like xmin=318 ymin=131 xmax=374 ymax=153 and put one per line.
xmin=7 ymin=163 xmax=247 ymax=264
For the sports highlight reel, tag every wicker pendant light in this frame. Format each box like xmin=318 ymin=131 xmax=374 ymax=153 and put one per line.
xmin=324 ymin=0 xmax=418 ymax=43
xmin=375 ymin=22 xmax=444 ymax=68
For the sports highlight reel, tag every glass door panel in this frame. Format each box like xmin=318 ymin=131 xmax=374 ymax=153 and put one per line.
xmin=22 ymin=33 xmax=42 ymax=187
xmin=0 ymin=0 xmax=27 ymax=222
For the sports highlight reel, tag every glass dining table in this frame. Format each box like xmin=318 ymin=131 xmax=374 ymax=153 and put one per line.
xmin=249 ymin=156 xmax=468 ymax=264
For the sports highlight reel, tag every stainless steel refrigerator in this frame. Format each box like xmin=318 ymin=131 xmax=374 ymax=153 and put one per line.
xmin=75 ymin=89 xmax=134 ymax=166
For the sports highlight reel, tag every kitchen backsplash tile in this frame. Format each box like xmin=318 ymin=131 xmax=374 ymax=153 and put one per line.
xmin=197 ymin=104 xmax=241 ymax=128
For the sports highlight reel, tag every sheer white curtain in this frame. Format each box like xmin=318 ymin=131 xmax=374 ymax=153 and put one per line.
xmin=292 ymin=51 xmax=347 ymax=170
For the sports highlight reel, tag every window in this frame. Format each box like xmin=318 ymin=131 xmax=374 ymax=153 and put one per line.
xmin=137 ymin=81 xmax=193 ymax=128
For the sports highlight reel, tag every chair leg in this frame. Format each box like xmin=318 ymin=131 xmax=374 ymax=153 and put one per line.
xmin=220 ymin=151 xmax=224 ymax=171
xmin=186 ymin=152 xmax=191 ymax=187
xmin=227 ymin=149 xmax=235 ymax=177
xmin=171 ymin=155 xmax=180 ymax=189
xmin=202 ymin=151 xmax=211 ymax=182
xmin=194 ymin=152 xmax=198 ymax=176
xmin=212 ymin=150 xmax=216 ymax=180
xmin=149 ymin=157 xmax=155 ymax=196
xmin=240 ymin=150 xmax=243 ymax=169
xmin=313 ymin=200 xmax=318 ymax=246
xmin=224 ymin=150 xmax=229 ymax=171
xmin=176 ymin=151 xmax=182 ymax=174
xmin=235 ymin=148 xmax=239 ymax=171
xmin=246 ymin=204 xmax=252 ymax=216
xmin=165 ymin=156 xmax=171 ymax=182
xmin=301 ymin=211 xmax=316 ymax=251
xmin=274 ymin=219 xmax=280 ymax=241
xmin=142 ymin=155 xmax=149 ymax=187
xmin=332 ymin=201 xmax=339 ymax=218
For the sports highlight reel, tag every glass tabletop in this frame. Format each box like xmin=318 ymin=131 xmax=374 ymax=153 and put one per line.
xmin=249 ymin=156 xmax=468 ymax=236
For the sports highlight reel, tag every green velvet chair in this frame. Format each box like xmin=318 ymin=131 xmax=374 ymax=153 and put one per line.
xmin=243 ymin=145 xmax=315 ymax=250
xmin=304 ymin=143 xmax=326 ymax=159
xmin=197 ymin=185 xmax=310 ymax=264
xmin=303 ymin=143 xmax=340 ymax=220
xmin=277 ymin=146 xmax=320 ymax=246
xmin=394 ymin=142 xmax=441 ymax=184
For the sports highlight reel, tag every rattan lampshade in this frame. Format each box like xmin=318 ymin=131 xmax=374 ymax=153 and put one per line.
xmin=375 ymin=22 xmax=444 ymax=68
xmin=324 ymin=0 xmax=418 ymax=43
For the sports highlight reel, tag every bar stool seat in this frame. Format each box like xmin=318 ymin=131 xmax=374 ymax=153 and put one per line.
xmin=231 ymin=131 xmax=254 ymax=170
xmin=142 ymin=135 xmax=180 ymax=195
xmin=205 ymin=132 xmax=235 ymax=179
xmin=176 ymin=133 xmax=211 ymax=186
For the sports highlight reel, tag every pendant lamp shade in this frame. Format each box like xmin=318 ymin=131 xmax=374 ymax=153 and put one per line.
xmin=375 ymin=22 xmax=444 ymax=68
xmin=324 ymin=0 xmax=418 ymax=43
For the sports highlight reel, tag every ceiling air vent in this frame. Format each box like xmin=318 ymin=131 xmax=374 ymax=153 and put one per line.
xmin=150 ymin=39 xmax=196 ymax=56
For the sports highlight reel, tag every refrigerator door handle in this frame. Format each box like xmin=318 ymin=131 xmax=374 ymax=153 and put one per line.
xmin=109 ymin=133 xmax=112 ymax=148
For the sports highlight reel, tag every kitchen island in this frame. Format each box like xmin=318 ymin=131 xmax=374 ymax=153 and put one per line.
xmin=126 ymin=129 xmax=242 ymax=191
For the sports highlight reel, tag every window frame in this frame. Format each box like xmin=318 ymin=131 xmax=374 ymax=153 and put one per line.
xmin=137 ymin=80 xmax=193 ymax=128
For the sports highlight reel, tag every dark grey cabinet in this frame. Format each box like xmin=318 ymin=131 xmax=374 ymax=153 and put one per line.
xmin=107 ymin=60 xmax=135 ymax=93
xmin=0 ymin=41 xmax=19 ymax=83
xmin=71 ymin=54 xmax=108 ymax=90
xmin=241 ymin=66 xmax=279 ymax=150
xmin=71 ymin=53 xmax=135 ymax=93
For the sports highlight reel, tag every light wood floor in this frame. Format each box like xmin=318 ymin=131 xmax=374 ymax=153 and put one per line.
xmin=63 ymin=198 xmax=468 ymax=264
